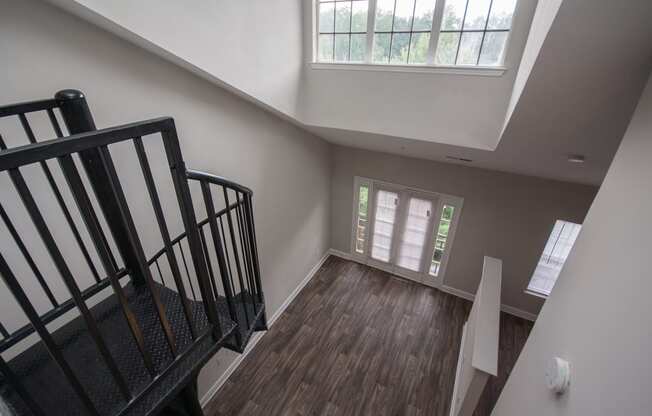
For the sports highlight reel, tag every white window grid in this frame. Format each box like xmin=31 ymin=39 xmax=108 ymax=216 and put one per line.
xmin=316 ymin=0 xmax=517 ymax=67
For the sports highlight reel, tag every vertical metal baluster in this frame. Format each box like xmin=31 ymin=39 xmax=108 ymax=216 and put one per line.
xmin=245 ymin=194 xmax=265 ymax=309
xmin=0 ymin=322 xmax=9 ymax=339
xmin=0 ymin=253 xmax=100 ymax=415
xmin=18 ymin=114 xmax=101 ymax=283
xmin=238 ymin=193 xmax=256 ymax=297
xmin=0 ymin=355 xmax=46 ymax=416
xmin=200 ymin=182 xmax=242 ymax=346
xmin=233 ymin=195 xmax=251 ymax=294
xmin=219 ymin=215 xmax=237 ymax=296
xmin=235 ymin=193 xmax=256 ymax=315
xmin=55 ymin=92 xmax=149 ymax=286
xmin=222 ymin=187 xmax=250 ymax=329
xmin=6 ymin=166 xmax=132 ymax=400
xmin=161 ymin=123 xmax=221 ymax=340
xmin=154 ymin=259 xmax=166 ymax=287
xmin=199 ymin=226 xmax=220 ymax=302
xmin=95 ymin=144 xmax=178 ymax=356
xmin=47 ymin=109 xmax=119 ymax=271
xmin=55 ymin=154 xmax=157 ymax=376
xmin=178 ymin=241 xmax=197 ymax=301
xmin=242 ymin=193 xmax=261 ymax=311
xmin=0 ymin=201 xmax=58 ymax=307
xmin=241 ymin=195 xmax=258 ymax=313
xmin=133 ymin=137 xmax=196 ymax=338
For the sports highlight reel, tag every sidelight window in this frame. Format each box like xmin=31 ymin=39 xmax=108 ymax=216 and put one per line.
xmin=527 ymin=220 xmax=582 ymax=297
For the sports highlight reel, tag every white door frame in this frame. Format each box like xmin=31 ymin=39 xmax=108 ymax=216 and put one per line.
xmin=350 ymin=176 xmax=464 ymax=288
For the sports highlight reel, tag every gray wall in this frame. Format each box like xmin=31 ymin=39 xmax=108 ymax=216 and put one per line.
xmin=492 ymin=75 xmax=652 ymax=416
xmin=330 ymin=146 xmax=597 ymax=315
xmin=0 ymin=0 xmax=331 ymax=398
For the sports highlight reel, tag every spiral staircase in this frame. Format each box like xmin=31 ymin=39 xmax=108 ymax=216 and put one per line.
xmin=0 ymin=90 xmax=267 ymax=416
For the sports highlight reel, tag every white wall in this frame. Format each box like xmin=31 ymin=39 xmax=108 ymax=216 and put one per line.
xmin=0 ymin=0 xmax=331 ymax=399
xmin=48 ymin=0 xmax=306 ymax=119
xmin=492 ymin=73 xmax=652 ymax=415
xmin=501 ymin=0 xmax=562 ymax=132
xmin=330 ymin=146 xmax=596 ymax=316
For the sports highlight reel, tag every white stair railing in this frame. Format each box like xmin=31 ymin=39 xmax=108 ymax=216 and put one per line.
xmin=449 ymin=256 xmax=502 ymax=416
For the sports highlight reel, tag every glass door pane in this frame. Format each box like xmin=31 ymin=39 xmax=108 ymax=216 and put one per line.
xmin=397 ymin=197 xmax=433 ymax=272
xmin=371 ymin=189 xmax=399 ymax=262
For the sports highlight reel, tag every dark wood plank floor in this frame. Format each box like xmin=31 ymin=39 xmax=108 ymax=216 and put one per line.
xmin=206 ymin=256 xmax=532 ymax=416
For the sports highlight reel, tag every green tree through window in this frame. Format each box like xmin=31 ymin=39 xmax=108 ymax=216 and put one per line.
xmin=317 ymin=0 xmax=517 ymax=67
xmin=430 ymin=204 xmax=454 ymax=276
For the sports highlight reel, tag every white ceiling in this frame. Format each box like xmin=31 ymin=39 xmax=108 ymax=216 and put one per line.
xmin=49 ymin=0 xmax=652 ymax=186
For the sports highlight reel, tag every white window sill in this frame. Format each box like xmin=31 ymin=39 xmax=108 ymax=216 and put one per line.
xmin=310 ymin=62 xmax=507 ymax=77
xmin=525 ymin=288 xmax=549 ymax=299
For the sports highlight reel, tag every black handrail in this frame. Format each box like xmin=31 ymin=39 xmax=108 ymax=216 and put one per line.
xmin=186 ymin=169 xmax=253 ymax=195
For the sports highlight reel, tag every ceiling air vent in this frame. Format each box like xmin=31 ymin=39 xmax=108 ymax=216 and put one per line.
xmin=445 ymin=156 xmax=473 ymax=163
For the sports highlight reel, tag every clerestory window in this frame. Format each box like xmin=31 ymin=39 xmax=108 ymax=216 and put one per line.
xmin=316 ymin=0 xmax=518 ymax=67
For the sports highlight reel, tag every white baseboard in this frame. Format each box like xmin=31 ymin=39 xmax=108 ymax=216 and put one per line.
xmin=439 ymin=284 xmax=475 ymax=301
xmin=440 ymin=285 xmax=537 ymax=321
xmin=328 ymin=248 xmax=353 ymax=260
xmin=200 ymin=250 xmax=331 ymax=408
xmin=499 ymin=304 xmax=537 ymax=322
xmin=329 ymin=249 xmax=537 ymax=322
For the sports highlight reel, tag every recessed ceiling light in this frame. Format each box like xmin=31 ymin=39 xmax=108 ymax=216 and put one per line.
xmin=567 ymin=154 xmax=585 ymax=163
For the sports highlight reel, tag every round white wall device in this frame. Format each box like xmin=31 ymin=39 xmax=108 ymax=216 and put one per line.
xmin=545 ymin=357 xmax=570 ymax=394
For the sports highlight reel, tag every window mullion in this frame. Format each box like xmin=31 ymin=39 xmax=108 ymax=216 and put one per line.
xmin=365 ymin=0 xmax=378 ymax=63
xmin=387 ymin=0 xmax=398 ymax=63
xmin=406 ymin=0 xmax=419 ymax=64
xmin=427 ymin=0 xmax=447 ymax=64
xmin=476 ymin=0 xmax=494 ymax=65
xmin=453 ymin=0 xmax=470 ymax=64
xmin=314 ymin=1 xmax=319 ymax=62
xmin=349 ymin=0 xmax=353 ymax=61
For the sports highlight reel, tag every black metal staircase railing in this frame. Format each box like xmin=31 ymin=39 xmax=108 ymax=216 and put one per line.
xmin=0 ymin=91 xmax=267 ymax=416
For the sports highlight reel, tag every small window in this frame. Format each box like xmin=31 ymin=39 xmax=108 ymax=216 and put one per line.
xmin=316 ymin=0 xmax=518 ymax=67
xmin=527 ymin=220 xmax=582 ymax=297
xmin=429 ymin=204 xmax=454 ymax=276
xmin=354 ymin=182 xmax=370 ymax=253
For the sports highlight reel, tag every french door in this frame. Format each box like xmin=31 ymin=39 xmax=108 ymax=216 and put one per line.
xmin=367 ymin=185 xmax=439 ymax=284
